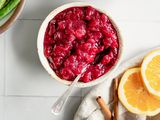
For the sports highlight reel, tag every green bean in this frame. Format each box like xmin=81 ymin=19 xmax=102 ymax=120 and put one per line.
xmin=0 ymin=0 xmax=6 ymax=9
xmin=3 ymin=0 xmax=10 ymax=8
xmin=0 ymin=0 xmax=20 ymax=20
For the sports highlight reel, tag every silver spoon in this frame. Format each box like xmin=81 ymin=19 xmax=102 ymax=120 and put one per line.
xmin=51 ymin=66 xmax=87 ymax=115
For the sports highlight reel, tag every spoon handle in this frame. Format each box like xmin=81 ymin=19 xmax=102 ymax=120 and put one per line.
xmin=51 ymin=74 xmax=81 ymax=115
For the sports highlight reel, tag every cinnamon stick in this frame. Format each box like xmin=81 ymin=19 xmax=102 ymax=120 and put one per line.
xmin=96 ymin=96 xmax=112 ymax=120
xmin=113 ymin=78 xmax=119 ymax=120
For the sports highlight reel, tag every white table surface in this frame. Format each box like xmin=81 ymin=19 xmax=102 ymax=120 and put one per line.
xmin=1 ymin=0 xmax=160 ymax=120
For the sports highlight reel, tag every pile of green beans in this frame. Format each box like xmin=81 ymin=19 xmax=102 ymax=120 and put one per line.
xmin=0 ymin=0 xmax=20 ymax=20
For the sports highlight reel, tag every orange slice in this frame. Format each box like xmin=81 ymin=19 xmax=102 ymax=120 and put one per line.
xmin=118 ymin=68 xmax=160 ymax=116
xmin=141 ymin=49 xmax=160 ymax=98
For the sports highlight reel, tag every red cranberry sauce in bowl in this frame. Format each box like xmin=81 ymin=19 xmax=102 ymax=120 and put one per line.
xmin=44 ymin=6 xmax=119 ymax=83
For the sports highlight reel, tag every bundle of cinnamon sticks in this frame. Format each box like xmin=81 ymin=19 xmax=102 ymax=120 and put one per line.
xmin=96 ymin=78 xmax=119 ymax=120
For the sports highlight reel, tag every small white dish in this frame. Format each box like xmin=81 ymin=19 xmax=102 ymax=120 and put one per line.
xmin=0 ymin=0 xmax=25 ymax=33
xmin=37 ymin=2 xmax=124 ymax=88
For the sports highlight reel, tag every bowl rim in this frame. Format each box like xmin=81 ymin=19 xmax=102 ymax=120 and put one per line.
xmin=0 ymin=0 xmax=26 ymax=34
xmin=37 ymin=2 xmax=124 ymax=88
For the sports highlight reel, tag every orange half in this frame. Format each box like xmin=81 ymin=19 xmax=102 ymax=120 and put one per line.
xmin=141 ymin=49 xmax=160 ymax=98
xmin=118 ymin=68 xmax=160 ymax=116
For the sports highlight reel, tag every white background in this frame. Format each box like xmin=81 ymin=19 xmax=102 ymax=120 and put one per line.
xmin=1 ymin=0 xmax=160 ymax=120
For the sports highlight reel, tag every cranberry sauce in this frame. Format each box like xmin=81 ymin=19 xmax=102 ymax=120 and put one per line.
xmin=44 ymin=6 xmax=119 ymax=83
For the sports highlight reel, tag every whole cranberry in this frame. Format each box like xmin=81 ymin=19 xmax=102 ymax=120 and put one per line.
xmin=103 ymin=37 xmax=113 ymax=48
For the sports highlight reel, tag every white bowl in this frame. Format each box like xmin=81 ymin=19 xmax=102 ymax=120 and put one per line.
xmin=37 ymin=2 xmax=123 ymax=88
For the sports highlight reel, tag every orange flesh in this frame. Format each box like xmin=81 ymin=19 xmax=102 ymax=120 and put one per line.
xmin=124 ymin=71 xmax=160 ymax=111
xmin=145 ymin=55 xmax=160 ymax=91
